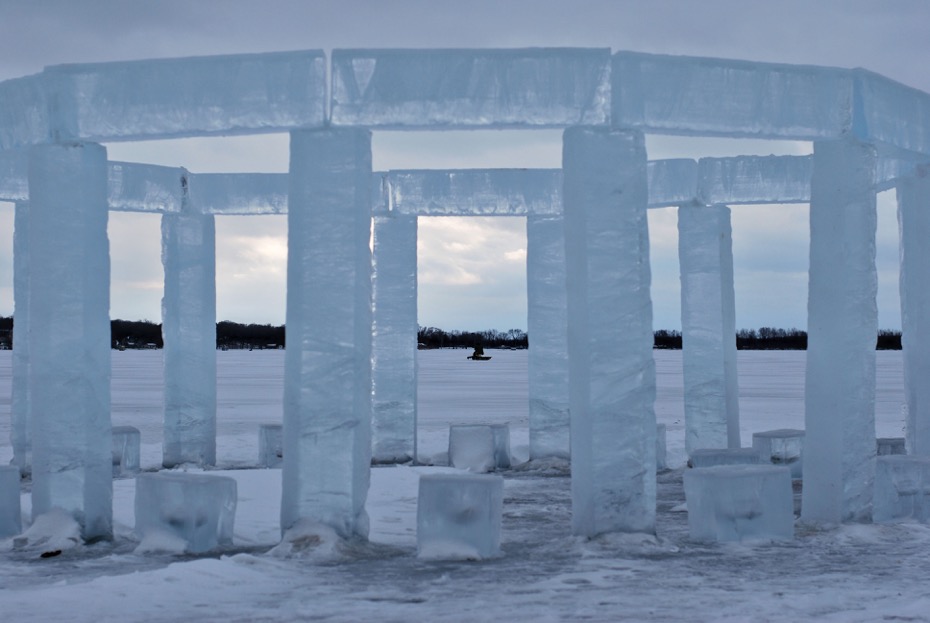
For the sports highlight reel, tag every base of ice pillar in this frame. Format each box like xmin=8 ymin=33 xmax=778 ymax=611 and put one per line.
xmin=562 ymin=126 xmax=656 ymax=536
xmin=0 ymin=466 xmax=22 ymax=538
xmin=27 ymin=142 xmax=112 ymax=541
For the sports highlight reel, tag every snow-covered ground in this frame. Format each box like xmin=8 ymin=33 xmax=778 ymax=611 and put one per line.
xmin=1 ymin=348 xmax=928 ymax=622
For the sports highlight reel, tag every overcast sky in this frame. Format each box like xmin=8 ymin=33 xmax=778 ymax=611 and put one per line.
xmin=0 ymin=0 xmax=927 ymax=330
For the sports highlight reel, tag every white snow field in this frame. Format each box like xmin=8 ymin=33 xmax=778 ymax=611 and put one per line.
xmin=1 ymin=348 xmax=929 ymax=622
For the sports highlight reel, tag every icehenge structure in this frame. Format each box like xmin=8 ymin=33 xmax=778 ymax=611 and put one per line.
xmin=3 ymin=47 xmax=930 ymax=542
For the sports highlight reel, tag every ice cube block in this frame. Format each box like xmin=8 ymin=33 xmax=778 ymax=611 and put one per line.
xmin=689 ymin=448 xmax=762 ymax=468
xmin=0 ymin=465 xmax=22 ymax=538
xmin=134 ymin=472 xmax=237 ymax=553
xmin=259 ymin=424 xmax=283 ymax=468
xmin=877 ymin=437 xmax=906 ymax=456
xmin=111 ymin=426 xmax=141 ymax=476
xmin=417 ymin=473 xmax=503 ymax=560
xmin=873 ymin=456 xmax=930 ymax=523
xmin=684 ymin=464 xmax=794 ymax=542
xmin=449 ymin=425 xmax=495 ymax=473
xmin=490 ymin=424 xmax=512 ymax=469
xmin=752 ymin=429 xmax=804 ymax=479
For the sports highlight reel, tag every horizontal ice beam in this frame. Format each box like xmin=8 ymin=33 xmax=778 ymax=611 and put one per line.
xmin=855 ymin=70 xmax=930 ymax=158
xmin=698 ymin=155 xmax=813 ymax=205
xmin=331 ymin=48 xmax=611 ymax=129
xmin=612 ymin=51 xmax=853 ymax=140
xmin=647 ymin=159 xmax=698 ymax=208
xmin=108 ymin=161 xmax=185 ymax=213
xmin=188 ymin=173 xmax=288 ymax=215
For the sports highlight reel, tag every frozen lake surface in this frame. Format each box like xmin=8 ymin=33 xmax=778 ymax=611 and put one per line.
xmin=1 ymin=349 xmax=928 ymax=622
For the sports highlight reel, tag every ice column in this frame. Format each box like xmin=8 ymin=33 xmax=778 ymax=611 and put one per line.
xmin=281 ymin=128 xmax=373 ymax=539
xmin=562 ymin=127 xmax=657 ymax=536
xmin=27 ymin=143 xmax=112 ymax=540
xmin=802 ymin=137 xmax=877 ymax=524
xmin=371 ymin=213 xmax=417 ymax=463
xmin=527 ymin=214 xmax=570 ymax=459
xmin=897 ymin=165 xmax=930 ymax=456
xmin=161 ymin=188 xmax=217 ymax=467
xmin=11 ymin=201 xmax=30 ymax=475
xmin=678 ymin=203 xmax=740 ymax=454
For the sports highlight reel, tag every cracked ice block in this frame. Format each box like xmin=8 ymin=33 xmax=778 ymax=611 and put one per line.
xmin=331 ymin=48 xmax=611 ymax=128
xmin=449 ymin=425 xmax=496 ymax=473
xmin=417 ymin=473 xmax=503 ymax=560
xmin=44 ymin=50 xmax=326 ymax=143
xmin=684 ymin=464 xmax=794 ymax=542
xmin=111 ymin=426 xmax=141 ymax=476
xmin=689 ymin=448 xmax=762 ymax=469
xmin=612 ymin=51 xmax=852 ymax=140
xmin=877 ymin=437 xmax=906 ymax=456
xmin=108 ymin=161 xmax=185 ymax=214
xmin=259 ymin=424 xmax=283 ymax=468
xmin=698 ymin=155 xmax=813 ymax=205
xmin=0 ymin=466 xmax=22 ymax=538
xmin=188 ymin=173 xmax=288 ymax=215
xmin=874 ymin=456 xmax=930 ymax=523
xmin=134 ymin=472 xmax=237 ymax=553
xmin=753 ymin=429 xmax=804 ymax=479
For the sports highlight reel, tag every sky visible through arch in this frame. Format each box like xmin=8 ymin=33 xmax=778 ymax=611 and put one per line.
xmin=0 ymin=0 xmax=926 ymax=331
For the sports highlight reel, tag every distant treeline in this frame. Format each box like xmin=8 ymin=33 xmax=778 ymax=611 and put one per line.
xmin=0 ymin=317 xmax=905 ymax=351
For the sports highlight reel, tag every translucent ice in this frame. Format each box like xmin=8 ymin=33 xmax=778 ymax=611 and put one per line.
xmin=0 ymin=149 xmax=28 ymax=201
xmin=134 ymin=473 xmax=237 ymax=553
xmin=417 ymin=473 xmax=503 ymax=560
xmin=332 ymin=48 xmax=611 ymax=128
xmin=490 ymin=424 xmax=512 ymax=469
xmin=111 ymin=426 xmax=141 ymax=476
xmin=449 ymin=425 xmax=496 ymax=473
xmin=854 ymin=69 xmax=930 ymax=156
xmin=689 ymin=448 xmax=762 ymax=469
xmin=698 ymin=155 xmax=812 ymax=205
xmin=684 ymin=465 xmax=794 ymax=542
xmin=108 ymin=161 xmax=185 ymax=214
xmin=0 ymin=74 xmax=49 ymax=150
xmin=11 ymin=201 xmax=31 ymax=475
xmin=657 ymin=423 xmax=668 ymax=471
xmin=188 ymin=172 xmax=288 ymax=215
xmin=873 ymin=456 xmax=930 ymax=523
xmin=647 ymin=159 xmax=698 ymax=208
xmin=259 ymin=424 xmax=283 ymax=468
xmin=753 ymin=429 xmax=804 ymax=478
xmin=0 ymin=466 xmax=22 ymax=538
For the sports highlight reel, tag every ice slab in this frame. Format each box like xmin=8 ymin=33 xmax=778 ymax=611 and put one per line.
xmin=753 ymin=429 xmax=804 ymax=479
xmin=684 ymin=464 xmax=794 ymax=542
xmin=259 ymin=424 xmax=283 ymax=468
xmin=417 ymin=473 xmax=503 ymax=560
xmin=0 ymin=149 xmax=28 ymax=201
xmin=657 ymin=423 xmax=668 ymax=471
xmin=0 ymin=466 xmax=22 ymax=538
xmin=134 ymin=472 xmax=237 ymax=553
xmin=647 ymin=159 xmax=698 ymax=208
xmin=188 ymin=173 xmax=288 ymax=215
xmin=877 ymin=437 xmax=907 ymax=456
xmin=698 ymin=155 xmax=812 ymax=205
xmin=111 ymin=426 xmax=141 ymax=476
xmin=108 ymin=161 xmax=185 ymax=213
xmin=44 ymin=50 xmax=326 ymax=143
xmin=689 ymin=448 xmax=762 ymax=469
xmin=873 ymin=456 xmax=930 ymax=523
xmin=612 ymin=51 xmax=852 ymax=140
xmin=854 ymin=69 xmax=930 ymax=157
xmin=0 ymin=74 xmax=49 ymax=150
xmin=332 ymin=48 xmax=610 ymax=128
xmin=383 ymin=169 xmax=562 ymax=217
xmin=449 ymin=425 xmax=496 ymax=473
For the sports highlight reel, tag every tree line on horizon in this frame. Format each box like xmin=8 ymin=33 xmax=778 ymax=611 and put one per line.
xmin=0 ymin=317 xmax=904 ymax=351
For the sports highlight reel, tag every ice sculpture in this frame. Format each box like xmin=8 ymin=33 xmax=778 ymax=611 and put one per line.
xmin=11 ymin=201 xmax=30 ymax=475
xmin=417 ymin=473 xmax=503 ymax=560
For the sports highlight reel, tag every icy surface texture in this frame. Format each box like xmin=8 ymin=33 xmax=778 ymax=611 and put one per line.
xmin=107 ymin=161 xmax=185 ymax=213
xmin=563 ymin=127 xmax=656 ymax=536
xmin=873 ymin=456 xmax=930 ymax=523
xmin=332 ymin=48 xmax=610 ymax=128
xmin=803 ymin=138 xmax=878 ymax=524
xmin=282 ymin=129 xmax=372 ymax=539
xmin=11 ymin=201 xmax=30 ymax=475
xmin=0 ymin=149 xmax=28 ymax=201
xmin=259 ymin=424 xmax=283 ymax=468
xmin=490 ymin=424 xmax=512 ymax=469
xmin=161 ymin=210 xmax=217 ymax=467
xmin=0 ymin=74 xmax=49 ymax=150
xmin=0 ymin=466 xmax=22 ymax=538
xmin=449 ymin=425 xmax=496 ymax=473
xmin=134 ymin=473 xmax=237 ymax=553
xmin=417 ymin=473 xmax=503 ymax=560
xmin=684 ymin=465 xmax=794 ymax=542
xmin=44 ymin=51 xmax=326 ymax=143
xmin=527 ymin=215 xmax=570 ymax=459
xmin=647 ymin=159 xmax=698 ymax=208
xmin=679 ymin=204 xmax=739 ymax=454
xmin=188 ymin=173 xmax=288 ymax=215
xmin=897 ymin=166 xmax=930 ymax=457
xmin=111 ymin=426 xmax=140 ymax=476
xmin=612 ymin=51 xmax=852 ymax=139
xmin=854 ymin=70 xmax=930 ymax=157
xmin=689 ymin=448 xmax=762 ymax=468
xmin=877 ymin=437 xmax=907 ymax=456
xmin=698 ymin=155 xmax=812 ymax=205
xmin=371 ymin=214 xmax=417 ymax=463
xmin=28 ymin=143 xmax=112 ymax=540
xmin=752 ymin=429 xmax=804 ymax=479
xmin=657 ymin=423 xmax=667 ymax=471
xmin=385 ymin=169 xmax=562 ymax=216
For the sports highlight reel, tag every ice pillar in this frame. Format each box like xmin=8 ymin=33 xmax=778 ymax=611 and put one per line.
xmin=11 ymin=201 xmax=30 ymax=475
xmin=281 ymin=128 xmax=373 ymax=539
xmin=527 ymin=214 xmax=570 ymax=459
xmin=27 ymin=143 xmax=112 ymax=540
xmin=897 ymin=164 xmax=930 ymax=456
xmin=802 ymin=137 xmax=877 ymax=524
xmin=161 ymin=187 xmax=217 ymax=468
xmin=371 ymin=213 xmax=417 ymax=463
xmin=562 ymin=127 xmax=656 ymax=536
xmin=678 ymin=203 xmax=740 ymax=454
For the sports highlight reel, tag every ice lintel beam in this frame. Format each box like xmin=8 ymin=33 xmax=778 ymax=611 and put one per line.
xmin=188 ymin=173 xmax=288 ymax=215
xmin=0 ymin=74 xmax=50 ymax=151
xmin=854 ymin=69 xmax=930 ymax=158
xmin=698 ymin=155 xmax=813 ymax=205
xmin=108 ymin=161 xmax=186 ymax=213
